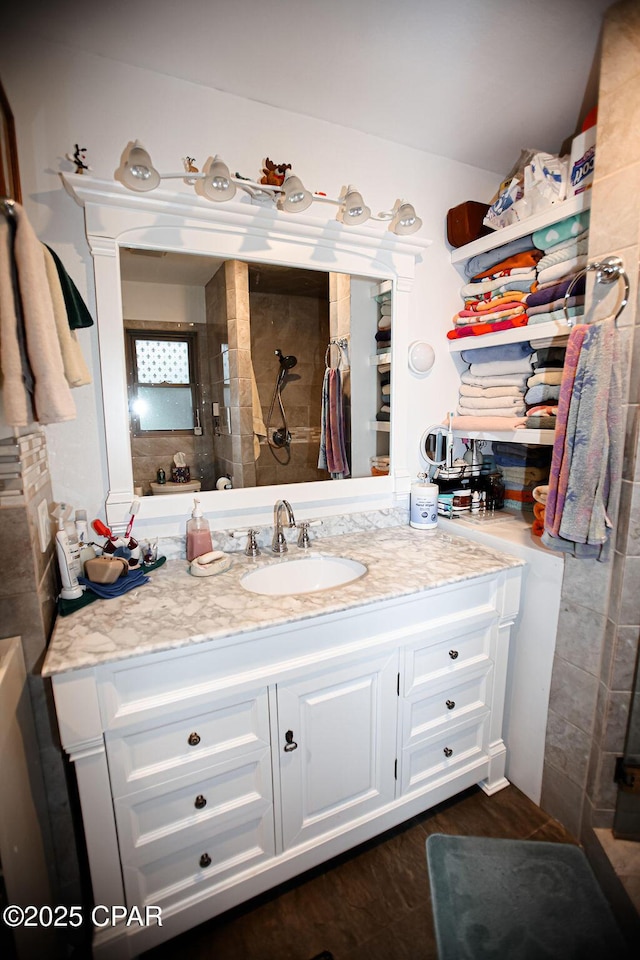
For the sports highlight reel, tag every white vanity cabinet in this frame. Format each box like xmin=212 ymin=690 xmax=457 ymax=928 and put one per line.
xmin=277 ymin=649 xmax=399 ymax=850
xmin=108 ymin=686 xmax=276 ymax=914
xmin=49 ymin=567 xmax=520 ymax=958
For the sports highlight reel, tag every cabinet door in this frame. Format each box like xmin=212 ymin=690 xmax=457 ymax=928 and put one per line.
xmin=277 ymin=650 xmax=398 ymax=850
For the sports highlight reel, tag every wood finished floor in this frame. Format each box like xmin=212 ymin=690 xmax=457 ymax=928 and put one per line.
xmin=142 ymin=785 xmax=577 ymax=960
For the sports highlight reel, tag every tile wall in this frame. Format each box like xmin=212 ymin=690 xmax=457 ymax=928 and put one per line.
xmin=252 ymin=283 xmax=329 ymax=487
xmin=0 ymin=433 xmax=82 ymax=906
xmin=540 ymin=0 xmax=640 ymax=845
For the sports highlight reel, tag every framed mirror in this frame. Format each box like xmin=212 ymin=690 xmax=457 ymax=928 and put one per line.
xmin=61 ymin=173 xmax=429 ymax=531
xmin=120 ymin=248 xmax=393 ymax=496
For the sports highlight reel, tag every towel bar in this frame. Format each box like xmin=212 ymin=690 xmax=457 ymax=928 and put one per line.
xmin=564 ymin=255 xmax=629 ymax=327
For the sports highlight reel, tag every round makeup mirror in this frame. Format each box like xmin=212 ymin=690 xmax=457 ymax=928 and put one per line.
xmin=420 ymin=425 xmax=450 ymax=467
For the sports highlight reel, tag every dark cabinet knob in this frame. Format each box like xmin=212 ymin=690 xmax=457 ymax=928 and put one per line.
xmin=443 ymin=747 xmax=453 ymax=758
xmin=188 ymin=732 xmax=201 ymax=746
xmin=284 ymin=730 xmax=298 ymax=752
xmin=446 ymin=700 xmax=455 ymax=710
xmin=199 ymin=853 xmax=211 ymax=868
xmin=194 ymin=794 xmax=207 ymax=809
xmin=448 ymin=650 xmax=459 ymax=660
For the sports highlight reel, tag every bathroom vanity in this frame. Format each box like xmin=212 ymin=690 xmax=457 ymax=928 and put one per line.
xmin=43 ymin=525 xmax=523 ymax=958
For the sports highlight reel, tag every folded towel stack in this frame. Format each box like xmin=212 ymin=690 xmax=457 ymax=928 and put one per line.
xmin=524 ymin=211 xmax=590 ymax=327
xmin=453 ymin=341 xmax=533 ymax=429
xmin=376 ymin=291 xmax=392 ymax=421
xmin=492 ymin=441 xmax=552 ymax=515
xmin=447 ymin=235 xmax=542 ymax=341
xmin=376 ymin=295 xmax=391 ymax=354
xmin=523 ymin=338 xmax=568 ymax=429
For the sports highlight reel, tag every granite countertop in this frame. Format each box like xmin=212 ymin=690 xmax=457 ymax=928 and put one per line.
xmin=42 ymin=525 xmax=524 ymax=677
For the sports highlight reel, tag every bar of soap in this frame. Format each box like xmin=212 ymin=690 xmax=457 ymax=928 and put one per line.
xmin=195 ymin=551 xmax=226 ymax=565
xmin=189 ymin=552 xmax=231 ymax=578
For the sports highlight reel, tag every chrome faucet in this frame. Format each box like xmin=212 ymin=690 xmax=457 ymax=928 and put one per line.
xmin=272 ymin=499 xmax=296 ymax=553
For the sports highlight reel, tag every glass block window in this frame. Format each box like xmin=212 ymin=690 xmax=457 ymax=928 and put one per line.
xmin=135 ymin=339 xmax=190 ymax=384
xmin=127 ymin=331 xmax=198 ymax=435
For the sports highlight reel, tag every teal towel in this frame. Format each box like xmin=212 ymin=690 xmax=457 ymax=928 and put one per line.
xmin=45 ymin=244 xmax=94 ymax=329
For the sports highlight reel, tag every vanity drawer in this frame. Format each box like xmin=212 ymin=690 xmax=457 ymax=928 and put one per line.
xmin=121 ymin=810 xmax=275 ymax=912
xmin=106 ymin=687 xmax=270 ymax=797
xmin=401 ymin=666 xmax=492 ymax=747
xmin=402 ymin=614 xmax=495 ymax=695
xmin=114 ymin=747 xmax=273 ymax=867
xmin=400 ymin=713 xmax=489 ymax=796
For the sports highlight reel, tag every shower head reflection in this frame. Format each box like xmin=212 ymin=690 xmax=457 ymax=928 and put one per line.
xmin=275 ymin=349 xmax=298 ymax=386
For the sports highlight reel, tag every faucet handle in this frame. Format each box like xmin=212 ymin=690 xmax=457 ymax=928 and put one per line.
xmin=230 ymin=528 xmax=261 ymax=557
xmin=297 ymin=519 xmax=323 ymax=549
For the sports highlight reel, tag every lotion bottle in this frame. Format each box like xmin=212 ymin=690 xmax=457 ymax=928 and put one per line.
xmin=186 ymin=498 xmax=213 ymax=561
xmin=56 ymin=507 xmax=83 ymax=599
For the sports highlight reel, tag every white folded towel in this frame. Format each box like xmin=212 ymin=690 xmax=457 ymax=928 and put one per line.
xmin=461 ymin=371 xmax=529 ymax=388
xmin=468 ymin=356 xmax=533 ymax=377
xmin=458 ymin=395 xmax=526 ymax=410
xmin=526 ymin=370 xmax=564 ymax=388
xmin=459 ymin=383 xmax=525 ymax=398
xmin=456 ymin=404 xmax=526 ymax=418
xmin=536 ymin=235 xmax=589 ymax=269
xmin=537 ymin=255 xmax=588 ymax=286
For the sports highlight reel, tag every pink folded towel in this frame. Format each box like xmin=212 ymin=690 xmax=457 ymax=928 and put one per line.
xmin=448 ymin=415 xmax=528 ymax=430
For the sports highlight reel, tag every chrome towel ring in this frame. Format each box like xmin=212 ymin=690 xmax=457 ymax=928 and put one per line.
xmin=324 ymin=336 xmax=350 ymax=369
xmin=564 ymin=256 xmax=629 ymax=327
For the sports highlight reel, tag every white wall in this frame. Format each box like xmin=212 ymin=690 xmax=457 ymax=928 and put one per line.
xmin=2 ymin=32 xmax=499 ymax=521
xmin=121 ymin=282 xmax=206 ymax=325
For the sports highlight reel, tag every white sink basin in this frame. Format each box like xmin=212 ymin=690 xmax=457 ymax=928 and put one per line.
xmin=241 ymin=555 xmax=367 ymax=596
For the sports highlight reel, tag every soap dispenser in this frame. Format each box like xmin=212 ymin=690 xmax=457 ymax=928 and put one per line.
xmin=186 ymin=498 xmax=213 ymax=561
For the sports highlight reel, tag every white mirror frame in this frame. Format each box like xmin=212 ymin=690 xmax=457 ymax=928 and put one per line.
xmin=61 ymin=173 xmax=430 ymax=534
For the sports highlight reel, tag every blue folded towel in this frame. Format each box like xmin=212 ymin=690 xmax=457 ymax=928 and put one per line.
xmin=460 ymin=341 xmax=533 ymax=364
xmin=79 ymin=567 xmax=150 ymax=599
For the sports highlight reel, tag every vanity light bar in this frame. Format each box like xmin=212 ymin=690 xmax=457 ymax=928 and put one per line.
xmin=115 ymin=142 xmax=422 ymax=235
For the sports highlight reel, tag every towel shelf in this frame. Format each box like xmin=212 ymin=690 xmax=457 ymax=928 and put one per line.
xmin=450 ymin=193 xmax=591 ymax=265
xmin=450 ymin=427 xmax=555 ymax=445
xmin=448 ymin=319 xmax=570 ymax=354
xmin=370 ymin=421 xmax=391 ymax=433
xmin=371 ymin=351 xmax=391 ymax=365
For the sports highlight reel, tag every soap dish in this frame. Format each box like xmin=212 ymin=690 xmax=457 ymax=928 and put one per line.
xmin=189 ymin=551 xmax=232 ymax=578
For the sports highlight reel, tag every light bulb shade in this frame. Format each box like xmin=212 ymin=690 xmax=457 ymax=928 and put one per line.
xmin=390 ymin=202 xmax=422 ymax=236
xmin=278 ymin=174 xmax=312 ymax=213
xmin=408 ymin=340 xmax=435 ymax=375
xmin=341 ymin=187 xmax=370 ymax=226
xmin=119 ymin=142 xmax=161 ymax=192
xmin=198 ymin=156 xmax=236 ymax=202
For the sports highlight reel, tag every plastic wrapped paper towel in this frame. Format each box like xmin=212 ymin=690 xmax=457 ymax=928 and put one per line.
xmin=484 ymin=151 xmax=569 ymax=230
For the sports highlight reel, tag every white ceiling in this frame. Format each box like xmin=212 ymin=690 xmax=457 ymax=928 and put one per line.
xmin=10 ymin=0 xmax=610 ymax=174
